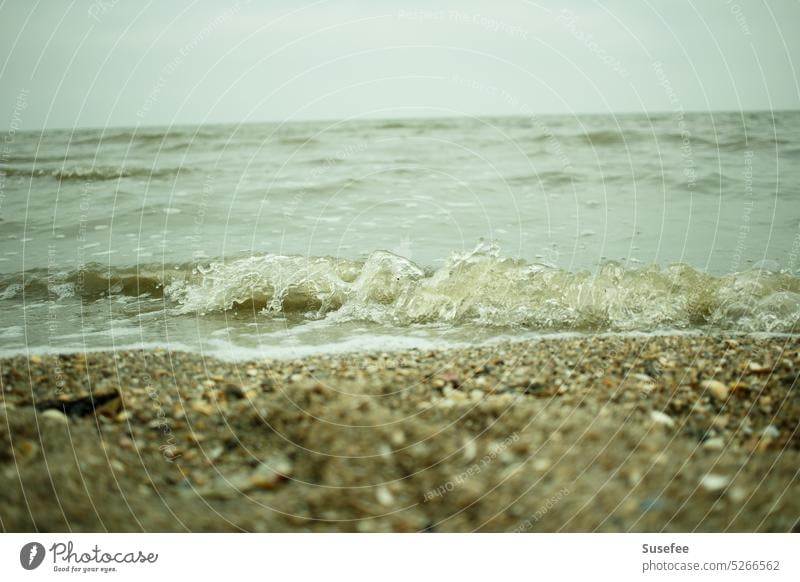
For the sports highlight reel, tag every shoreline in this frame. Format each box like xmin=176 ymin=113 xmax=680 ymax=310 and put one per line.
xmin=3 ymin=329 xmax=797 ymax=364
xmin=1 ymin=334 xmax=798 ymax=532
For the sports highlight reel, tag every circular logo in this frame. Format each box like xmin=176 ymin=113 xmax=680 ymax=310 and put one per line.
xmin=19 ymin=542 xmax=46 ymax=570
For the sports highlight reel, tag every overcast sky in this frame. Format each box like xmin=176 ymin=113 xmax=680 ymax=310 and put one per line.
xmin=1 ymin=0 xmax=798 ymax=131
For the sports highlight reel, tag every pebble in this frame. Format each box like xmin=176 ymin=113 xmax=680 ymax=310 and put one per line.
xmin=729 ymin=487 xmax=748 ymax=503
xmin=191 ymin=402 xmax=215 ymax=415
xmin=390 ymin=430 xmax=406 ymax=446
xmin=376 ymin=486 xmax=394 ymax=506
xmin=224 ymin=384 xmax=246 ymax=399
xmin=118 ymin=436 xmax=135 ymax=450
xmin=39 ymin=409 xmax=68 ymax=423
xmin=246 ymin=456 xmax=293 ymax=491
xmin=700 ymin=473 xmax=730 ymax=492
xmin=761 ymin=425 xmax=780 ymax=440
xmin=702 ymin=437 xmax=725 ymax=450
xmin=650 ymin=410 xmax=675 ymax=428
xmin=5 ymin=335 xmax=798 ymax=533
xmin=532 ymin=458 xmax=551 ymax=471
xmin=249 ymin=466 xmax=282 ymax=490
xmin=701 ymin=380 xmax=729 ymax=401
xmin=639 ymin=498 xmax=666 ymax=513
xmin=462 ymin=439 xmax=478 ymax=462
xmin=378 ymin=444 xmax=392 ymax=459
xmin=16 ymin=439 xmax=38 ymax=458
xmin=748 ymin=362 xmax=770 ymax=374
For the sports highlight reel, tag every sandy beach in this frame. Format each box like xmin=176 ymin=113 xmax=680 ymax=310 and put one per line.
xmin=1 ymin=334 xmax=797 ymax=532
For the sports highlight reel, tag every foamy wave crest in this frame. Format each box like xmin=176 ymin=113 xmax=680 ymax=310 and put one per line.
xmin=1 ymin=165 xmax=185 ymax=181
xmin=4 ymin=246 xmax=798 ymax=332
xmin=0 ymin=264 xmax=181 ymax=301
xmin=163 ymin=244 xmax=800 ymax=332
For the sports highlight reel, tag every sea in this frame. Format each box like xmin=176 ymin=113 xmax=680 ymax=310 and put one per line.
xmin=1 ymin=111 xmax=799 ymax=360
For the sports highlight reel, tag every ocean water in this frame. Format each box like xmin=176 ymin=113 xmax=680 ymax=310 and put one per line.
xmin=2 ymin=111 xmax=800 ymax=359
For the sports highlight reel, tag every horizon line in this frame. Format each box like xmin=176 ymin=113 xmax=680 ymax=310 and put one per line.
xmin=13 ymin=107 xmax=800 ymax=135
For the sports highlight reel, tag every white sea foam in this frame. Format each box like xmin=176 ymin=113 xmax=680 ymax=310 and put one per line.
xmin=159 ymin=243 xmax=800 ymax=333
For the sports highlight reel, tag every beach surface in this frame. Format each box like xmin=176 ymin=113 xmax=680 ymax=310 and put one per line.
xmin=1 ymin=335 xmax=798 ymax=532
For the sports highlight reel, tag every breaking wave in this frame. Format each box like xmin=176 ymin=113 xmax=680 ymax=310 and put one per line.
xmin=0 ymin=165 xmax=186 ymax=182
xmin=6 ymin=244 xmax=798 ymax=333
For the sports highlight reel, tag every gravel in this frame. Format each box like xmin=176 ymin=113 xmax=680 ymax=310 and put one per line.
xmin=1 ymin=334 xmax=798 ymax=532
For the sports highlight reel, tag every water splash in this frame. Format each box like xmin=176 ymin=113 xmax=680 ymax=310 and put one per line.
xmin=163 ymin=243 xmax=800 ymax=332
xmin=4 ymin=244 xmax=799 ymax=333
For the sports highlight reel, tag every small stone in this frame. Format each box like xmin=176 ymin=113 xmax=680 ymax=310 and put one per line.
xmin=390 ymin=430 xmax=406 ymax=446
xmin=30 ymin=355 xmax=42 ymax=364
xmin=524 ymin=382 xmax=545 ymax=394
xmin=274 ymin=455 xmax=293 ymax=474
xmin=187 ymin=431 xmax=203 ymax=444
xmin=224 ymin=383 xmax=245 ymax=399
xmin=650 ymin=410 xmax=675 ymax=427
xmin=469 ymin=389 xmax=483 ymax=401
xmin=40 ymin=409 xmax=68 ymax=423
xmin=246 ymin=367 xmax=258 ymax=377
xmin=94 ymin=395 xmax=122 ymax=417
xmin=191 ymin=402 xmax=215 ymax=415
xmin=248 ymin=456 xmax=292 ymax=490
xmin=700 ymin=473 xmax=730 ymax=492
xmin=376 ymin=486 xmax=394 ymax=506
xmin=462 ymin=439 xmax=478 ymax=462
xmin=701 ymin=380 xmax=729 ymax=401
xmin=378 ymin=444 xmax=393 ymax=460
xmin=761 ymin=425 xmax=780 ymax=440
xmin=748 ymin=362 xmax=770 ymax=374
xmin=17 ymin=439 xmax=38 ymax=458
xmin=639 ymin=497 xmax=665 ymax=513
xmin=711 ymin=415 xmax=729 ymax=429
xmin=729 ymin=487 xmax=748 ymax=503
xmin=532 ymin=458 xmax=551 ymax=471
xmin=703 ymin=437 xmax=725 ymax=450
xmin=249 ymin=466 xmax=281 ymax=490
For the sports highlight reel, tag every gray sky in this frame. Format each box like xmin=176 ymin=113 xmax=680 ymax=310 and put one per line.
xmin=2 ymin=0 xmax=799 ymax=131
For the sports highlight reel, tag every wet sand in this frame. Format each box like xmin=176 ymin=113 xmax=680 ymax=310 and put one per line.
xmin=1 ymin=335 xmax=798 ymax=532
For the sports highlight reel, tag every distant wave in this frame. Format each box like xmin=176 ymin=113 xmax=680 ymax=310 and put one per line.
xmin=5 ymin=244 xmax=800 ymax=333
xmin=0 ymin=263 xmax=182 ymax=301
xmin=69 ymin=127 xmax=227 ymax=146
xmin=0 ymin=165 xmax=187 ymax=182
xmin=520 ymin=129 xmax=791 ymax=150
xmin=277 ymin=135 xmax=319 ymax=146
